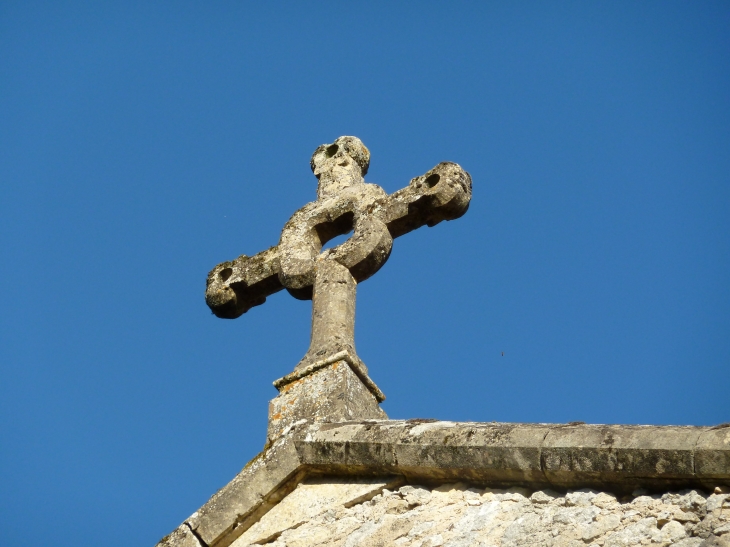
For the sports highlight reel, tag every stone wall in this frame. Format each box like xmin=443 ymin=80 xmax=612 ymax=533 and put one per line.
xmin=233 ymin=480 xmax=730 ymax=547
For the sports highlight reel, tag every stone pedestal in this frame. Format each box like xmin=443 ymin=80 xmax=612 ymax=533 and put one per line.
xmin=267 ymin=353 xmax=387 ymax=443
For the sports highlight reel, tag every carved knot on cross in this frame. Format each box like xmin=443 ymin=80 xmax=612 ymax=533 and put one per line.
xmin=206 ymin=136 xmax=471 ymax=396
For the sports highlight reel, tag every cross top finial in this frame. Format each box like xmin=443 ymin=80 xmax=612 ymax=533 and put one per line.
xmin=310 ymin=136 xmax=370 ymax=199
xmin=206 ymin=136 xmax=471 ymax=392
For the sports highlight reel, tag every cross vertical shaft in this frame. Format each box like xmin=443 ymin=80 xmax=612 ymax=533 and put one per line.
xmin=304 ymin=260 xmax=357 ymax=370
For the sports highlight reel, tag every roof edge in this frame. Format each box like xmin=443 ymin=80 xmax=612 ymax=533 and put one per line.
xmin=155 ymin=420 xmax=730 ymax=547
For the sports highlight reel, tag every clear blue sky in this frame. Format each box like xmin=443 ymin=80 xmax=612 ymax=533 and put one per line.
xmin=1 ymin=2 xmax=728 ymax=545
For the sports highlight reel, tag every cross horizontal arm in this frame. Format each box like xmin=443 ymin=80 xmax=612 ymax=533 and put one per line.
xmin=205 ymin=161 xmax=471 ymax=320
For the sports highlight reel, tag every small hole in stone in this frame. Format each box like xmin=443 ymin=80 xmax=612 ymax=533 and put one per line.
xmin=219 ymin=267 xmax=233 ymax=282
xmin=325 ymin=144 xmax=339 ymax=158
xmin=424 ymin=173 xmax=440 ymax=187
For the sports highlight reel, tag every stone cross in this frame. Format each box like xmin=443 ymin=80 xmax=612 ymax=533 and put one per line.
xmin=205 ymin=136 xmax=471 ymax=399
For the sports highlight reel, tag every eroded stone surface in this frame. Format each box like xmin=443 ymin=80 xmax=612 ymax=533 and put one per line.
xmin=233 ymin=482 xmax=730 ymax=547
xmin=696 ymin=427 xmax=730 ymax=488
xmin=267 ymin=361 xmax=387 ymax=444
xmin=543 ymin=424 xmax=705 ymax=491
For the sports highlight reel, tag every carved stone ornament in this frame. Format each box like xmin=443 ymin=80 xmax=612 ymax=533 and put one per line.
xmin=205 ymin=136 xmax=472 ymax=391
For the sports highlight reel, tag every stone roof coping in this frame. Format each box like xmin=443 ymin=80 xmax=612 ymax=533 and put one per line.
xmin=156 ymin=419 xmax=730 ymax=547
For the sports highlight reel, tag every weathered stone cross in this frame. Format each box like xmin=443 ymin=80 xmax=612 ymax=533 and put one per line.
xmin=205 ymin=136 xmax=471 ymax=400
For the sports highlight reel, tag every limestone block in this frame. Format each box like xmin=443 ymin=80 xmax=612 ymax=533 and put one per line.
xmin=400 ymin=485 xmax=431 ymax=506
xmin=530 ymin=490 xmax=557 ymax=504
xmin=294 ymin=421 xmax=400 ymax=469
xmin=580 ymin=513 xmax=621 ymax=540
xmin=697 ymin=427 xmax=730 ymax=488
xmin=707 ymin=493 xmax=730 ymax=512
xmin=267 ymin=360 xmax=386 ymax=443
xmin=543 ymin=424 xmax=703 ymax=491
xmin=392 ymin=421 xmax=551 ymax=484
xmin=230 ymin=477 xmax=401 ymax=546
xmin=301 ymin=420 xmax=552 ymax=485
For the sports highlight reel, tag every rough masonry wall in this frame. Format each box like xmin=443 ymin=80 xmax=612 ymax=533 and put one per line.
xmin=235 ymin=481 xmax=730 ymax=547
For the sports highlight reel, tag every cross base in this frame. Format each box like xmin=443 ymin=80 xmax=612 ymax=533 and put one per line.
xmin=275 ymin=350 xmax=385 ymax=401
xmin=268 ymin=352 xmax=387 ymax=443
